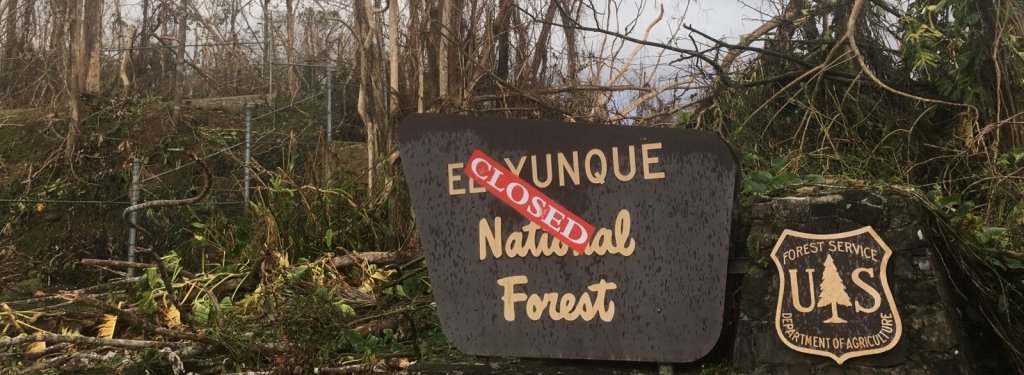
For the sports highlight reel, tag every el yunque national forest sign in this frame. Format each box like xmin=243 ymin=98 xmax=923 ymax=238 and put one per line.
xmin=398 ymin=114 xmax=738 ymax=362
xmin=769 ymin=227 xmax=903 ymax=364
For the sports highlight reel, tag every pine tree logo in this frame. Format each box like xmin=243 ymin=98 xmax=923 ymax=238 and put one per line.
xmin=771 ymin=228 xmax=904 ymax=364
xmin=817 ymin=254 xmax=852 ymax=323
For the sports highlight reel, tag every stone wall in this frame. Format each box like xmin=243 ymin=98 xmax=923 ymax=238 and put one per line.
xmin=732 ymin=189 xmax=973 ymax=374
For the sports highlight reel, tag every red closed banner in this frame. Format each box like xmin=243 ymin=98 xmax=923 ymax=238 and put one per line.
xmin=464 ymin=149 xmax=595 ymax=255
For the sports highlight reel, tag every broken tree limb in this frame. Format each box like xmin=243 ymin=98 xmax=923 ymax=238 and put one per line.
xmin=0 ymin=333 xmax=192 ymax=350
xmin=68 ymin=293 xmax=219 ymax=346
xmin=3 ymin=277 xmax=142 ymax=307
xmin=330 ymin=251 xmax=417 ymax=269
xmin=221 ymin=362 xmax=378 ymax=375
xmin=80 ymin=258 xmax=155 ymax=270
xmin=0 ymin=343 xmax=71 ymax=361
xmin=79 ymin=258 xmax=197 ymax=279
xmin=353 ymin=316 xmax=401 ymax=335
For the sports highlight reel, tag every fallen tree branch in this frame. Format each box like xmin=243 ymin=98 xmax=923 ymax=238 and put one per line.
xmin=0 ymin=333 xmax=191 ymax=350
xmin=347 ymin=301 xmax=434 ymax=328
xmin=353 ymin=316 xmax=402 ymax=335
xmin=3 ymin=277 xmax=142 ymax=307
xmin=330 ymin=251 xmax=417 ymax=269
xmin=80 ymin=258 xmax=197 ymax=279
xmin=68 ymin=293 xmax=219 ymax=345
xmin=80 ymin=258 xmax=155 ymax=270
xmin=222 ymin=362 xmax=378 ymax=375
xmin=0 ymin=342 xmax=71 ymax=361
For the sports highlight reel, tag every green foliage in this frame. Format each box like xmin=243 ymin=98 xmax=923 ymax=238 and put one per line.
xmin=927 ymin=183 xmax=1024 ymax=251
xmin=901 ymin=0 xmax=989 ymax=104
xmin=742 ymin=155 xmax=825 ymax=195
xmin=745 ymin=235 xmax=774 ymax=269
xmin=699 ymin=0 xmax=1024 ymax=367
xmin=345 ymin=329 xmax=404 ymax=356
xmin=916 ymin=190 xmax=1024 ymax=371
xmin=123 ymin=349 xmax=174 ymax=375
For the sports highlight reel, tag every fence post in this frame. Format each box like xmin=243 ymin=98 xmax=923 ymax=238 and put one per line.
xmin=244 ymin=103 xmax=253 ymax=205
xmin=326 ymin=65 xmax=333 ymax=142
xmin=127 ymin=157 xmax=142 ymax=276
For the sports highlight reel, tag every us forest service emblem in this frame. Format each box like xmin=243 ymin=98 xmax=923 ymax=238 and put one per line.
xmin=770 ymin=227 xmax=903 ymax=364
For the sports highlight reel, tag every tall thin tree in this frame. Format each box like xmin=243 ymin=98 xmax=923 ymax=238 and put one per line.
xmin=172 ymin=0 xmax=187 ymax=125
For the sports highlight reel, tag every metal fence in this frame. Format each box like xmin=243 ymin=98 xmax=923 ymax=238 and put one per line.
xmin=1 ymin=62 xmax=363 ymax=269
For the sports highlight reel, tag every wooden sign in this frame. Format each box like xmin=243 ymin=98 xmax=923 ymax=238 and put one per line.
xmin=769 ymin=227 xmax=903 ymax=364
xmin=397 ymin=114 xmax=738 ymax=362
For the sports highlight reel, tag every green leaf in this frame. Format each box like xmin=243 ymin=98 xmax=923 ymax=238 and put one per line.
xmin=324 ymin=229 xmax=334 ymax=248
xmin=144 ymin=268 xmax=163 ymax=289
xmin=192 ymin=298 xmax=211 ymax=326
xmin=745 ymin=180 xmax=768 ymax=194
xmin=773 ymin=171 xmax=799 ymax=186
xmin=138 ymin=290 xmax=157 ymax=315
xmin=219 ymin=296 xmax=236 ymax=314
xmin=335 ymin=302 xmax=356 ymax=316
xmin=1004 ymin=258 xmax=1024 ymax=270
xmin=288 ymin=265 xmax=310 ymax=282
xmin=345 ymin=331 xmax=368 ymax=351
xmin=976 ymin=226 xmax=1007 ymax=244
xmin=770 ymin=157 xmax=789 ymax=172
xmin=935 ymin=193 xmax=963 ymax=208
xmin=314 ymin=286 xmax=334 ymax=302
xmin=803 ymin=174 xmax=825 ymax=184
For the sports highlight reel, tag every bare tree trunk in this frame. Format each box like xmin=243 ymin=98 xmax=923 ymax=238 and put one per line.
xmin=120 ymin=25 xmax=136 ymax=92
xmin=354 ymin=0 xmax=390 ymax=198
xmin=991 ymin=0 xmax=1024 ymax=149
xmin=82 ymin=0 xmax=102 ymax=94
xmin=526 ymin=1 xmax=558 ymax=86
xmin=138 ymin=0 xmax=149 ymax=50
xmin=493 ymin=0 xmax=513 ymax=81
xmin=510 ymin=4 xmax=529 ymax=85
xmin=136 ymin=0 xmax=149 ymax=94
xmin=438 ymin=0 xmax=449 ymax=98
xmin=263 ymin=0 xmax=272 ymax=97
xmin=48 ymin=0 xmax=68 ymax=52
xmin=409 ymin=0 xmax=425 ymax=112
xmin=417 ymin=50 xmax=425 ymax=112
xmin=65 ymin=0 xmax=84 ymax=165
xmin=3 ymin=0 xmax=18 ymax=63
xmin=286 ymin=0 xmax=297 ymax=99
xmin=560 ymin=0 xmax=578 ymax=85
xmin=172 ymin=0 xmax=187 ymax=126
xmin=229 ymin=0 xmax=239 ymax=91
xmin=16 ymin=0 xmax=34 ymax=51
xmin=388 ymin=0 xmax=399 ymax=114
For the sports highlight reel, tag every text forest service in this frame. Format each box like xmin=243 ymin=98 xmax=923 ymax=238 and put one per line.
xmin=770 ymin=227 xmax=903 ymax=364
xmin=397 ymin=114 xmax=739 ymax=363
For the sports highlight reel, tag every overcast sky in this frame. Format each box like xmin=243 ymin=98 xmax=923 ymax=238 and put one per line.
xmin=672 ymin=1 xmax=764 ymax=41
xmin=605 ymin=1 xmax=766 ymax=42
xmin=575 ymin=0 xmax=768 ymax=76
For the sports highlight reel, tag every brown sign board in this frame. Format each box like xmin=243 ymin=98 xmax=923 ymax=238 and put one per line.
xmin=769 ymin=227 xmax=903 ymax=364
xmin=397 ymin=114 xmax=739 ymax=362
